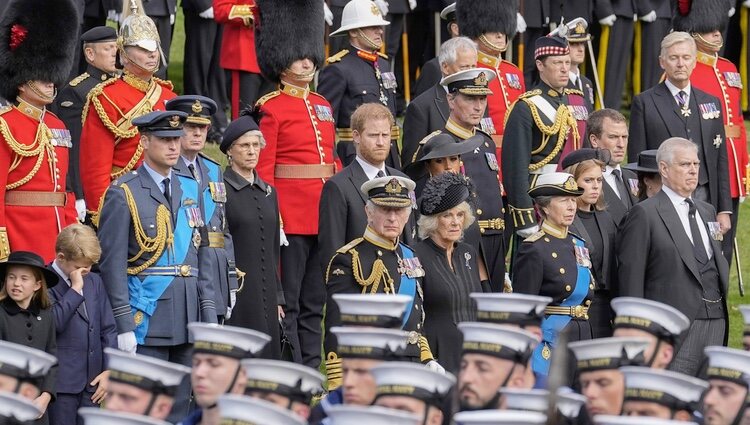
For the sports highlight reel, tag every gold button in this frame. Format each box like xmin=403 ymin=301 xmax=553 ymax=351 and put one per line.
xmin=477 ymin=208 xmax=483 ymax=215
xmin=565 ymin=285 xmax=571 ymax=291
xmin=552 ymin=252 xmax=557 ymax=258
xmin=544 ymin=237 xmax=550 ymax=242
xmin=585 ymin=300 xmax=592 ymax=306
xmin=377 ymin=250 xmax=383 ymax=256
xmin=480 ymin=228 xmax=485 ymax=234
xmin=559 ymin=268 xmax=565 ymax=274
xmin=589 ymin=284 xmax=594 ymax=289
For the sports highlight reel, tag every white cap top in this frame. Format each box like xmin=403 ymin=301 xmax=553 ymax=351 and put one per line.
xmin=78 ymin=407 xmax=170 ymax=425
xmin=241 ymin=359 xmax=324 ymax=399
xmin=105 ymin=348 xmax=190 ymax=392
xmin=0 ymin=340 xmax=57 ymax=378
xmin=534 ymin=172 xmax=575 ymax=187
xmin=0 ymin=391 xmax=41 ymax=421
xmin=453 ymin=409 xmax=547 ymax=425
xmin=621 ymin=366 xmax=707 ymax=409
xmin=371 ymin=361 xmax=456 ymax=403
xmin=333 ymin=294 xmax=411 ymax=327
xmin=330 ymin=0 xmax=390 ymax=36
xmin=470 ymin=293 xmax=552 ymax=324
xmin=458 ymin=322 xmax=537 ymax=362
xmin=439 ymin=2 xmax=456 ymax=20
xmin=593 ymin=415 xmax=697 ymax=425
xmin=611 ymin=297 xmax=690 ymax=338
xmin=569 ymin=337 xmax=651 ymax=372
xmin=331 ymin=327 xmax=409 ymax=358
xmin=498 ymin=388 xmax=549 ymax=412
xmin=556 ymin=389 xmax=587 ymax=418
xmin=704 ymin=346 xmax=750 ymax=385
xmin=327 ymin=405 xmax=420 ymax=425
xmin=217 ymin=394 xmax=306 ymax=425
xmin=188 ymin=323 xmax=271 ymax=358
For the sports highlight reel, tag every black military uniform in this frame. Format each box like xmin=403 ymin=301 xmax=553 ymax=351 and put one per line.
xmin=565 ymin=19 xmax=596 ymax=113
xmin=51 ymin=26 xmax=118 ymax=202
xmin=593 ymin=0 xmax=637 ymax=110
xmin=518 ymin=0 xmax=551 ymax=85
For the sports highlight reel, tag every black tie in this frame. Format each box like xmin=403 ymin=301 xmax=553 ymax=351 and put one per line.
xmin=685 ymin=199 xmax=709 ymax=265
xmin=188 ymin=163 xmax=200 ymax=184
xmin=163 ymin=177 xmax=171 ymax=206
xmin=376 ymin=170 xmax=385 ymax=178
xmin=612 ymin=169 xmax=631 ymax=208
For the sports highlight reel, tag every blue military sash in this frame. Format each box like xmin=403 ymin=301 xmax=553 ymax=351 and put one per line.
xmin=397 ymin=243 xmax=417 ymax=327
xmin=531 ymin=237 xmax=591 ymax=376
xmin=201 ymin=159 xmax=221 ymax=222
xmin=129 ymin=175 xmax=201 ymax=344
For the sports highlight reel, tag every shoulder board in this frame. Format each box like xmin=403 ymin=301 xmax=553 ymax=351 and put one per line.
xmin=154 ymin=77 xmax=174 ymax=91
xmin=69 ymin=72 xmax=90 ymax=87
xmin=564 ymin=88 xmax=584 ymax=96
xmin=327 ymin=49 xmax=349 ymax=63
xmin=336 ymin=237 xmax=364 ymax=254
xmin=569 ymin=231 xmax=585 ymax=242
xmin=519 ymin=89 xmax=543 ymax=99
xmin=113 ymin=171 xmax=140 ymax=186
xmin=475 ymin=127 xmax=492 ymax=138
xmin=198 ymin=152 xmax=220 ymax=166
xmin=0 ymin=105 xmax=11 ymax=116
xmin=523 ymin=230 xmax=545 ymax=243
xmin=418 ymin=130 xmax=443 ymax=145
xmin=255 ymin=90 xmax=281 ymax=107
xmin=377 ymin=52 xmax=388 ymax=60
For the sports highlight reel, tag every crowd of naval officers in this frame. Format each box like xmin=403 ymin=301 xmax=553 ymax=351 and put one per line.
xmin=0 ymin=0 xmax=750 ymax=423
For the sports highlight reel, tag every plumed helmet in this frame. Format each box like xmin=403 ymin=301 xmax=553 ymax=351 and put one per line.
xmin=457 ymin=0 xmax=518 ymax=41
xmin=119 ymin=0 xmax=166 ymax=67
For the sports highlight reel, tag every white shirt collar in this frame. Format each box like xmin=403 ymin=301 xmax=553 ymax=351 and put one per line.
xmin=661 ymin=184 xmax=691 ymax=207
xmin=51 ymin=261 xmax=69 ymax=286
xmin=664 ymin=79 xmax=692 ymax=100
xmin=604 ymin=164 xmax=621 ymax=177
xmin=356 ymin=156 xmax=387 ymax=180
xmin=142 ymin=161 xmax=173 ymax=189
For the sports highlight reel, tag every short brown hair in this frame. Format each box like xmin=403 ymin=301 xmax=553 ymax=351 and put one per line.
xmin=586 ymin=108 xmax=626 ymax=140
xmin=350 ymin=103 xmax=394 ymax=133
xmin=55 ymin=224 xmax=102 ymax=264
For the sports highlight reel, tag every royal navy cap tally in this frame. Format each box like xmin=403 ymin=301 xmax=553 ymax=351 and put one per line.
xmin=458 ymin=322 xmax=537 ymax=363
xmin=0 ymin=391 xmax=40 ymax=423
xmin=188 ymin=323 xmax=271 ymax=359
xmin=739 ymin=305 xmax=750 ymax=336
xmin=440 ymin=69 xmax=496 ymax=96
xmin=132 ymin=111 xmax=187 ymax=138
xmin=0 ymin=340 xmax=57 ymax=381
xmin=166 ymin=95 xmax=217 ymax=126
xmin=528 ymin=172 xmax=584 ymax=198
xmin=241 ymin=359 xmax=324 ymax=404
xmin=105 ymin=348 xmax=190 ymax=396
xmin=564 ymin=17 xmax=591 ymax=42
xmin=371 ymin=361 xmax=456 ymax=407
xmin=592 ymin=415 xmax=698 ymax=425
xmin=217 ymin=394 xmax=306 ymax=425
xmin=620 ymin=366 xmax=708 ymax=412
xmin=81 ymin=26 xmax=118 ymax=43
xmin=220 ymin=114 xmax=261 ymax=154
xmin=78 ymin=407 xmax=170 ymax=425
xmin=611 ymin=297 xmax=690 ymax=343
xmin=534 ymin=34 xmax=570 ymax=60
xmin=331 ymin=327 xmax=409 ymax=360
xmin=453 ymin=409 xmax=547 ymax=425
xmin=704 ymin=346 xmax=750 ymax=386
xmin=569 ymin=337 xmax=650 ymax=372
xmin=329 ymin=0 xmax=390 ymax=36
xmin=623 ymin=150 xmax=658 ymax=174
xmin=361 ymin=176 xmax=416 ymax=209
xmin=332 ymin=293 xmax=411 ymax=328
xmin=470 ymin=293 xmax=552 ymax=326
xmin=326 ymin=405 xmax=420 ymax=425
xmin=440 ymin=2 xmax=456 ymax=21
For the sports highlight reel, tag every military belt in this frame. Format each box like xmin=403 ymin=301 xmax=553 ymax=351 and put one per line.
xmin=337 ymin=126 xmax=400 ymax=141
xmin=274 ymin=164 xmax=335 ymax=179
xmin=477 ymin=218 xmax=505 ymax=231
xmin=208 ymin=232 xmax=225 ymax=248
xmin=5 ymin=191 xmax=66 ymax=207
xmin=544 ymin=305 xmax=589 ymax=319
xmin=529 ymin=164 xmax=558 ymax=175
xmin=725 ymin=125 xmax=742 ymax=139
xmin=139 ymin=265 xmax=198 ymax=277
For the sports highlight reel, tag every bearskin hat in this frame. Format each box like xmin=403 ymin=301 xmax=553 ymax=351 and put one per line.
xmin=457 ymin=0 xmax=518 ymax=41
xmin=0 ymin=0 xmax=79 ymax=100
xmin=255 ymin=0 xmax=325 ymax=84
xmin=672 ymin=0 xmax=729 ymax=33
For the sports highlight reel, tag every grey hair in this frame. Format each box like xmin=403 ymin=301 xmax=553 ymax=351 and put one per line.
xmin=416 ymin=201 xmax=476 ymax=240
xmin=438 ymin=36 xmax=478 ymax=68
xmin=656 ymin=137 xmax=697 ymax=165
xmin=659 ymin=31 xmax=696 ymax=58
xmin=533 ymin=195 xmax=554 ymax=219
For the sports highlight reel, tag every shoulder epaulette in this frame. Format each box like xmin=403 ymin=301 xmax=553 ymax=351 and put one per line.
xmin=112 ymin=170 xmax=140 ymax=187
xmin=564 ymin=88 xmax=584 ymax=96
xmin=154 ymin=77 xmax=174 ymax=91
xmin=519 ymin=89 xmax=543 ymax=99
xmin=523 ymin=230 xmax=545 ymax=243
xmin=336 ymin=237 xmax=364 ymax=254
xmin=69 ymin=72 xmax=90 ymax=87
xmin=475 ymin=127 xmax=492 ymax=138
xmin=418 ymin=130 xmax=443 ymax=145
xmin=327 ymin=49 xmax=349 ymax=64
xmin=198 ymin=152 xmax=220 ymax=165
xmin=377 ymin=52 xmax=388 ymax=60
xmin=569 ymin=231 xmax=585 ymax=242
xmin=255 ymin=90 xmax=281 ymax=107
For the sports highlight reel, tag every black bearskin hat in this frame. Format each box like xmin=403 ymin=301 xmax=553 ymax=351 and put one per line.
xmin=255 ymin=0 xmax=325 ymax=83
xmin=457 ymin=0 xmax=518 ymax=41
xmin=672 ymin=0 xmax=729 ymax=33
xmin=0 ymin=0 xmax=79 ymax=100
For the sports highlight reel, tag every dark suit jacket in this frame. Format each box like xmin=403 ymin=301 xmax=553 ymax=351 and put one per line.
xmin=83 ymin=0 xmax=121 ymax=18
xmin=48 ymin=269 xmax=117 ymax=394
xmin=521 ymin=0 xmax=551 ymax=28
xmin=413 ymin=57 xmax=441 ymax=98
xmin=550 ymin=0 xmax=594 ymax=23
xmin=628 ymin=82 xmax=732 ymax=213
xmin=602 ymin=167 xmax=638 ymax=225
xmin=318 ymin=161 xmax=415 ymax=271
xmin=142 ymin=0 xmax=176 ymax=16
xmin=401 ymin=84 xmax=450 ymax=168
xmin=181 ymin=0 xmax=212 ymax=12
xmin=616 ymin=190 xmax=729 ymax=335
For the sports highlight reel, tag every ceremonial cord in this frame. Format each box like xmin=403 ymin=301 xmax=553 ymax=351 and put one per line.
xmin=119 ymin=184 xmax=174 ymax=275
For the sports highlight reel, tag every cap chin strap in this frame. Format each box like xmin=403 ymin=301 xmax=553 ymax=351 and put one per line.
xmin=206 ymin=363 xmax=243 ymax=410
xmin=26 ymin=81 xmax=57 ymax=103
xmin=356 ymin=28 xmax=382 ymax=51
xmin=645 ymin=339 xmax=663 ymax=368
xmin=692 ymin=32 xmax=723 ymax=52
xmin=479 ymin=34 xmax=507 ymax=54
xmin=729 ymin=388 xmax=750 ymax=425
xmin=120 ymin=47 xmax=160 ymax=75
xmin=460 ymin=363 xmax=518 ymax=411
xmin=283 ymin=68 xmax=317 ymax=81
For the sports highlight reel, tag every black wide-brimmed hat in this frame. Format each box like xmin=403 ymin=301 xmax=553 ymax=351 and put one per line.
xmin=623 ymin=149 xmax=658 ymax=174
xmin=405 ymin=133 xmax=482 ymax=179
xmin=419 ymin=172 xmax=472 ymax=216
xmin=0 ymin=251 xmax=59 ymax=288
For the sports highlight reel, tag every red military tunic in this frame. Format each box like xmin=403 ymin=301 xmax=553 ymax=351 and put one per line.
xmin=80 ymin=75 xmax=176 ymax=212
xmin=691 ymin=51 xmax=749 ymax=199
xmin=0 ymin=102 xmax=77 ymax=261
xmin=214 ymin=0 xmax=259 ymax=74
xmin=255 ymin=84 xmax=337 ymax=235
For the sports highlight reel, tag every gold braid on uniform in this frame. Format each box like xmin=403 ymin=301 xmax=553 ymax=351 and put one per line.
xmin=350 ymin=249 xmax=395 ymax=294
xmin=119 ymin=184 xmax=174 ymax=275
xmin=0 ymin=117 xmax=54 ymax=190
xmin=522 ymin=98 xmax=578 ymax=171
xmin=111 ymin=144 xmax=144 ymax=180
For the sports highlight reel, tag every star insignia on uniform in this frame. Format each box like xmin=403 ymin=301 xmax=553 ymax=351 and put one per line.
xmin=680 ymin=107 xmax=691 ymax=117
xmin=332 ymin=268 xmax=345 ymax=276
xmin=713 ymin=135 xmax=723 ymax=148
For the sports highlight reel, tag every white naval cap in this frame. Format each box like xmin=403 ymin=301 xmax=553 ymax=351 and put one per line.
xmin=0 ymin=391 xmax=41 ymax=422
xmin=332 ymin=293 xmax=411 ymax=328
xmin=440 ymin=69 xmax=497 ymax=96
xmin=439 ymin=2 xmax=456 ymax=20
xmin=620 ymin=366 xmax=708 ymax=412
xmin=453 ymin=409 xmax=547 ymax=425
xmin=78 ymin=407 xmax=170 ymax=425
xmin=327 ymin=405 xmax=420 ymax=425
xmin=593 ymin=415 xmax=698 ymax=425
xmin=371 ymin=361 xmax=456 ymax=407
xmin=470 ymin=293 xmax=552 ymax=326
xmin=739 ymin=305 xmax=750 ymax=336
xmin=241 ymin=359 xmax=324 ymax=404
xmin=458 ymin=322 xmax=537 ymax=363
xmin=556 ymin=389 xmax=587 ymax=419
xmin=105 ymin=348 xmax=190 ymax=396
xmin=498 ymin=388 xmax=549 ymax=412
xmin=704 ymin=346 xmax=750 ymax=385
xmin=188 ymin=323 xmax=271 ymax=359
xmin=611 ymin=297 xmax=690 ymax=342
xmin=217 ymin=394 xmax=306 ymax=425
xmin=0 ymin=340 xmax=57 ymax=380
xmin=568 ymin=337 xmax=651 ymax=373
xmin=330 ymin=327 xmax=409 ymax=360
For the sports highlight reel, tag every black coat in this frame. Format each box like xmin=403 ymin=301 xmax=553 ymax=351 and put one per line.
xmin=401 ymin=84 xmax=450 ymax=168
xmin=570 ymin=210 xmax=618 ymax=291
xmin=412 ymin=57 xmax=442 ymax=99
xmin=223 ymin=168 xmax=283 ymax=359
xmin=522 ymin=0 xmax=551 ymax=28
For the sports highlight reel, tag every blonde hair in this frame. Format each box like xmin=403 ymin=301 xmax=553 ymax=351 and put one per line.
xmin=350 ymin=103 xmax=394 ymax=133
xmin=416 ymin=201 xmax=476 ymax=240
xmin=56 ymin=223 xmax=102 ymax=263
xmin=565 ymin=159 xmax=606 ymax=211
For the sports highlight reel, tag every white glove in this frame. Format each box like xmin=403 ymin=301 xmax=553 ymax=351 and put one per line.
xmin=639 ymin=10 xmax=656 ymax=22
xmin=598 ymin=14 xmax=617 ymax=26
xmin=744 ymin=0 xmax=750 ymax=9
xmin=117 ymin=332 xmax=138 ymax=354
xmin=374 ymin=0 xmax=389 ymax=16
xmin=324 ymin=2 xmax=334 ymax=26
xmin=729 ymin=6 xmax=736 ymax=17
xmin=504 ymin=273 xmax=513 ymax=292
xmin=225 ymin=290 xmax=237 ymax=320
xmin=74 ymin=199 xmax=86 ymax=222
xmin=106 ymin=9 xmax=120 ymax=23
xmin=170 ymin=14 xmax=175 ymax=25
xmin=517 ymin=12 xmax=527 ymax=33
xmin=426 ymin=360 xmax=446 ymax=374
xmin=408 ymin=0 xmax=417 ymax=10
xmin=516 ymin=224 xmax=540 ymax=239
xmin=279 ymin=228 xmax=290 ymax=247
xmin=199 ymin=7 xmax=214 ymax=19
